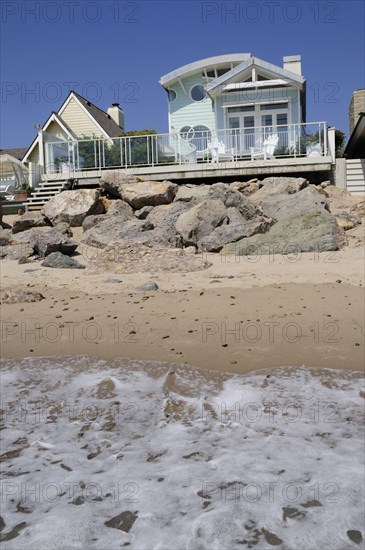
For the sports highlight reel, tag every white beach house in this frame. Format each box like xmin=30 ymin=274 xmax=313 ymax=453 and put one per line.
xmin=160 ymin=53 xmax=307 ymax=159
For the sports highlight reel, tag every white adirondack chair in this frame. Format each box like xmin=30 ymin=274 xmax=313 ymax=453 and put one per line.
xmin=208 ymin=139 xmax=235 ymax=163
xmin=251 ymin=134 xmax=279 ymax=161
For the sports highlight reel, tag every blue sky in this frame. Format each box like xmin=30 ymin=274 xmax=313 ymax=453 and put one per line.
xmin=1 ymin=0 xmax=364 ymax=148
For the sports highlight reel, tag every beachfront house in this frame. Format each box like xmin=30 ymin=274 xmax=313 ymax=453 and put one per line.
xmin=22 ymin=91 xmax=125 ymax=186
xmin=159 ymin=53 xmax=307 ymax=159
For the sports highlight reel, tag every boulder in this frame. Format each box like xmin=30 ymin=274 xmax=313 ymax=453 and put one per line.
xmin=223 ymin=211 xmax=347 ymax=256
xmin=322 ymin=185 xmax=365 ymax=217
xmin=82 ymin=214 xmax=108 ymax=232
xmin=42 ymin=252 xmax=85 ymax=269
xmin=175 ymin=199 xmax=228 ymax=246
xmin=106 ymin=199 xmax=134 ymax=218
xmin=250 ymin=177 xmax=308 ymax=201
xmin=53 ymin=222 xmax=73 ymax=237
xmin=259 ymin=186 xmax=329 ymax=222
xmin=0 ymin=243 xmax=34 ymax=260
xmin=199 ymin=217 xmax=273 ymax=252
xmin=43 ymin=189 xmax=104 ymax=227
xmin=99 ymin=171 xmax=145 ymax=198
xmin=0 ymin=227 xmax=12 ymax=246
xmin=82 ymin=218 xmax=144 ymax=248
xmin=174 ymin=184 xmax=211 ymax=203
xmin=135 ymin=206 xmax=154 ymax=219
xmin=208 ymin=183 xmax=262 ymax=219
xmin=2 ymin=288 xmax=45 ymax=304
xmin=146 ymin=201 xmax=190 ymax=235
xmin=334 ymin=211 xmax=362 ymax=230
xmin=27 ymin=228 xmax=78 ymax=257
xmin=12 ymin=211 xmax=50 ymax=234
xmin=101 ymin=173 xmax=178 ymax=209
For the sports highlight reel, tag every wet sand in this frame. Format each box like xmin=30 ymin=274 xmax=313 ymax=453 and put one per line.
xmin=1 ymin=236 xmax=364 ymax=373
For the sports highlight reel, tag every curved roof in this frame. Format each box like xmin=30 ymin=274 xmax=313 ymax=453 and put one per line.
xmin=159 ymin=54 xmax=251 ymax=87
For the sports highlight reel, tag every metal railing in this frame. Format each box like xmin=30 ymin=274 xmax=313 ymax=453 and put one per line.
xmin=44 ymin=121 xmax=328 ymax=174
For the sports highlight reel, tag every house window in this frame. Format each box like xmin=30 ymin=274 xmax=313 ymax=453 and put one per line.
xmin=167 ymin=89 xmax=176 ymax=103
xmin=227 ymin=106 xmax=254 ymax=113
xmin=190 ymin=85 xmax=207 ymax=102
xmin=260 ymin=103 xmax=288 ymax=110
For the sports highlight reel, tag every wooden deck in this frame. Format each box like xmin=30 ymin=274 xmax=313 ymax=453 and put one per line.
xmin=43 ymin=155 xmax=333 ymax=184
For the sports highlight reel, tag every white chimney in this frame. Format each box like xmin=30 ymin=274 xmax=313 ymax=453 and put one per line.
xmin=283 ymin=55 xmax=302 ymax=75
xmin=107 ymin=103 xmax=124 ymax=130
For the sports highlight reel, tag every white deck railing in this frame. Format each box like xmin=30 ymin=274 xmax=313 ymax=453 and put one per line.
xmin=44 ymin=121 xmax=328 ymax=175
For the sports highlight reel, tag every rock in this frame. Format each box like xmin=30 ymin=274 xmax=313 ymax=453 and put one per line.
xmin=82 ymin=218 xmax=144 ymax=248
xmin=101 ymin=173 xmax=178 ymax=208
xmin=146 ymin=201 xmax=190 ymax=240
xmin=135 ymin=205 xmax=154 ymax=219
xmin=12 ymin=211 xmax=50 ymax=234
xmin=0 ymin=243 xmax=34 ymax=260
xmin=2 ymin=288 xmax=45 ymax=304
xmin=321 ymin=180 xmax=332 ymax=188
xmin=208 ymin=183 xmax=262 ymax=219
xmin=245 ymin=181 xmax=261 ymax=195
xmin=251 ymin=177 xmax=308 ymax=202
xmin=199 ymin=217 xmax=273 ymax=252
xmin=100 ymin=171 xmax=145 ymax=198
xmin=103 ymin=278 xmax=123 ymax=284
xmin=174 ymin=184 xmax=211 ymax=203
xmin=43 ymin=189 xmax=104 ymax=227
xmin=134 ymin=281 xmax=159 ymax=291
xmin=104 ymin=511 xmax=138 ymax=533
xmin=53 ymin=222 xmax=73 ymax=237
xmin=82 ymin=214 xmax=108 ymax=232
xmin=335 ymin=211 xmax=362 ymax=230
xmin=106 ymin=199 xmax=134 ymax=218
xmin=100 ymin=196 xmax=111 ymax=211
xmin=0 ymin=227 xmax=12 ymax=246
xmin=259 ymin=186 xmax=329 ymax=221
xmin=175 ymin=199 xmax=228 ymax=246
xmin=223 ymin=211 xmax=347 ymax=256
xmin=41 ymin=252 xmax=85 ymax=269
xmin=27 ymin=228 xmax=78 ymax=257
xmin=184 ymin=246 xmax=197 ymax=254
xmin=229 ymin=181 xmax=250 ymax=193
xmin=322 ymin=185 xmax=365 ymax=217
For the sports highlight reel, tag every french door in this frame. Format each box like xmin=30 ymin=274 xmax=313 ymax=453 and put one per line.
xmin=226 ymin=103 xmax=289 ymax=155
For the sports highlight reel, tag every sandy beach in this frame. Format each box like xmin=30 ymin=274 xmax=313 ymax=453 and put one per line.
xmin=1 ymin=219 xmax=364 ymax=372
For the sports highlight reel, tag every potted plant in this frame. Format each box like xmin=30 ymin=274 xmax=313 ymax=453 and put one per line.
xmin=14 ymin=183 xmax=32 ymax=201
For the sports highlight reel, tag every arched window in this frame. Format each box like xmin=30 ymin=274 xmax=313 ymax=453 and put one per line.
xmin=179 ymin=125 xmax=211 ymax=152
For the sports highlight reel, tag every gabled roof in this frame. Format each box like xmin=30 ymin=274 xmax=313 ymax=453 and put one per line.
xmin=206 ymin=56 xmax=305 ymax=95
xmin=70 ymin=91 xmax=124 ymax=138
xmin=22 ymin=111 xmax=78 ymax=163
xmin=160 ymin=54 xmax=251 ymax=88
xmin=22 ymin=91 xmax=124 ymax=163
xmin=0 ymin=148 xmax=28 ymax=160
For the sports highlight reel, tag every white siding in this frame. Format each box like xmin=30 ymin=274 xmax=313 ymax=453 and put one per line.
xmin=168 ymin=74 xmax=216 ymax=135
